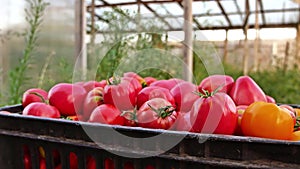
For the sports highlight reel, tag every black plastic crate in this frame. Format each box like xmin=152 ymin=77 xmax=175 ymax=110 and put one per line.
xmin=0 ymin=104 xmax=300 ymax=169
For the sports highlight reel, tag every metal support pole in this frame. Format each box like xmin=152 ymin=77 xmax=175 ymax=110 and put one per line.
xmin=243 ymin=26 xmax=249 ymax=75
xmin=75 ymin=0 xmax=87 ymax=81
xmin=253 ymin=0 xmax=260 ymax=72
xmin=183 ymin=0 xmax=193 ymax=82
xmin=223 ymin=29 xmax=229 ymax=63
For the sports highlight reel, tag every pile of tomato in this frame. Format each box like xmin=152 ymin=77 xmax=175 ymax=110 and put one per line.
xmin=5 ymin=72 xmax=299 ymax=169
xmin=18 ymin=72 xmax=300 ymax=142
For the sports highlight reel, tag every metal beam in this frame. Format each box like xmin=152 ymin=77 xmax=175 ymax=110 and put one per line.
xmin=258 ymin=0 xmax=266 ymax=25
xmin=87 ymin=0 xmax=233 ymax=9
xmin=92 ymin=23 xmax=299 ymax=34
xmin=216 ymin=0 xmax=232 ymax=27
xmin=141 ymin=1 xmax=174 ymax=29
xmin=243 ymin=0 xmax=250 ymax=30
xmin=233 ymin=0 xmax=244 ymax=23
xmin=137 ymin=7 xmax=300 ymax=19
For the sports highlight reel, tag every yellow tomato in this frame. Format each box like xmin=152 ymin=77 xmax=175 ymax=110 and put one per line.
xmin=291 ymin=131 xmax=300 ymax=141
xmin=241 ymin=101 xmax=294 ymax=140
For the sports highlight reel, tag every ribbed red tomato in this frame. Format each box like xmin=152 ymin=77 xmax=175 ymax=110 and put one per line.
xmin=137 ymin=98 xmax=177 ymax=130
xmin=190 ymin=92 xmax=237 ymax=135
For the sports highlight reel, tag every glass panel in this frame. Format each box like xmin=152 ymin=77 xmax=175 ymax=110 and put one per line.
xmin=264 ymin=12 xmax=284 ymax=24
xmin=284 ymin=11 xmax=299 ymax=23
xmin=248 ymin=13 xmax=264 ymax=25
xmin=220 ymin=0 xmax=238 ymax=13
xmin=263 ymin=0 xmax=299 ymax=10
xmin=161 ymin=3 xmax=183 ymax=15
xmin=165 ymin=18 xmax=183 ymax=30
xmin=228 ymin=14 xmax=244 ymax=26
xmin=199 ymin=1 xmax=222 ymax=14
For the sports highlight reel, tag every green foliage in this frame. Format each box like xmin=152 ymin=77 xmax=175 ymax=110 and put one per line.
xmin=249 ymin=68 xmax=300 ymax=104
xmin=8 ymin=0 xmax=49 ymax=104
xmin=88 ymin=8 xmax=180 ymax=81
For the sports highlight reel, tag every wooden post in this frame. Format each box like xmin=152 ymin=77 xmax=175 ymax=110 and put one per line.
xmin=296 ymin=24 xmax=300 ymax=69
xmin=90 ymin=0 xmax=96 ymax=45
xmin=183 ymin=0 xmax=193 ymax=82
xmin=253 ymin=0 xmax=259 ymax=72
xmin=75 ymin=0 xmax=87 ymax=80
xmin=283 ymin=41 xmax=290 ymax=73
xmin=223 ymin=29 xmax=229 ymax=63
xmin=243 ymin=26 xmax=249 ymax=75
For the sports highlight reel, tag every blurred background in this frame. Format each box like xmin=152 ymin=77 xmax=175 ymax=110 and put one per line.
xmin=0 ymin=0 xmax=299 ymax=105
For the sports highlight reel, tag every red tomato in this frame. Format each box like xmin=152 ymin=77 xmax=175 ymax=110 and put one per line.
xmin=229 ymin=76 xmax=267 ymax=106
xmin=145 ymin=165 xmax=155 ymax=169
xmin=23 ymin=151 xmax=31 ymax=169
xmin=137 ymin=98 xmax=177 ymax=129
xmin=234 ymin=105 xmax=248 ymax=135
xmin=22 ymin=88 xmax=48 ymax=108
xmin=82 ymin=80 xmax=106 ymax=92
xmin=149 ymin=78 xmax=184 ymax=91
xmin=123 ymin=72 xmax=145 ymax=85
xmin=86 ymin=156 xmax=96 ymax=169
xmin=103 ymin=79 xmax=136 ymax=111
xmin=144 ymin=76 xmax=157 ymax=86
xmin=170 ymin=81 xmax=198 ymax=112
xmin=190 ymin=92 xmax=237 ymax=135
xmin=22 ymin=102 xmax=60 ymax=118
xmin=124 ymin=162 xmax=134 ymax=169
xmin=198 ymin=75 xmax=234 ymax=94
xmin=69 ymin=152 xmax=78 ymax=169
xmin=266 ymin=95 xmax=276 ymax=103
xmin=55 ymin=164 xmax=62 ymax=169
xmin=48 ymin=83 xmax=87 ymax=116
xmin=172 ymin=111 xmax=192 ymax=131
xmin=122 ymin=76 xmax=142 ymax=96
xmin=89 ymin=104 xmax=125 ymax=125
xmin=105 ymin=158 xmax=114 ymax=169
xmin=279 ymin=104 xmax=296 ymax=125
xmin=136 ymin=86 xmax=175 ymax=109
xmin=82 ymin=87 xmax=104 ymax=121
xmin=121 ymin=108 xmax=138 ymax=127
xmin=39 ymin=158 xmax=46 ymax=169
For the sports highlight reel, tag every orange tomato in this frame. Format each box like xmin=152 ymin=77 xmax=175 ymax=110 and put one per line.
xmin=291 ymin=131 xmax=300 ymax=141
xmin=241 ymin=101 xmax=294 ymax=140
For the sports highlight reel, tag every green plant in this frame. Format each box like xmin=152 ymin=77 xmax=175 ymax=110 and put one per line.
xmin=8 ymin=0 xmax=49 ymax=104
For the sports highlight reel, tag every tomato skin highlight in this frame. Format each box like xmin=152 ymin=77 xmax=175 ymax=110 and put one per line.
xmin=241 ymin=101 xmax=294 ymax=140
xmin=190 ymin=92 xmax=237 ymax=135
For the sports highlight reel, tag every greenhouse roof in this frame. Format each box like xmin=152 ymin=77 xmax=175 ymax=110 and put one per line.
xmin=86 ymin=0 xmax=300 ymax=33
